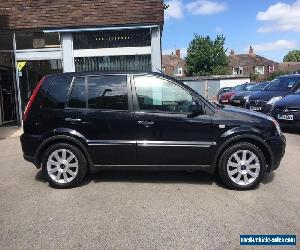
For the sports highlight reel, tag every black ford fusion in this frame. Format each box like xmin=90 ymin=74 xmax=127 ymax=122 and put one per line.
xmin=245 ymin=75 xmax=300 ymax=114
xmin=231 ymin=81 xmax=269 ymax=107
xmin=20 ymin=72 xmax=285 ymax=190
xmin=271 ymin=84 xmax=300 ymax=129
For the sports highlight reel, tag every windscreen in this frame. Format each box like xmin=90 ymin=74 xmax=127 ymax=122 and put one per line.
xmin=265 ymin=77 xmax=299 ymax=91
xmin=249 ymin=82 xmax=269 ymax=91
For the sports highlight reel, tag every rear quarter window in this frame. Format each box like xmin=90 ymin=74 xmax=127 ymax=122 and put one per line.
xmin=42 ymin=77 xmax=70 ymax=109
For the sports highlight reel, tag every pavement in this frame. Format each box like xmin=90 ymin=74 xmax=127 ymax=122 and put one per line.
xmin=0 ymin=125 xmax=23 ymax=140
xmin=0 ymin=132 xmax=299 ymax=250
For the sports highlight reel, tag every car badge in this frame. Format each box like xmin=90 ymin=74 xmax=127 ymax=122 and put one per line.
xmin=255 ymin=100 xmax=259 ymax=105
xmin=284 ymin=108 xmax=289 ymax=113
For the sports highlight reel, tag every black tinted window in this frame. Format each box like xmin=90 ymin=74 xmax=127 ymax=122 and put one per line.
xmin=43 ymin=77 xmax=69 ymax=109
xmin=68 ymin=77 xmax=86 ymax=108
xmin=87 ymin=75 xmax=128 ymax=110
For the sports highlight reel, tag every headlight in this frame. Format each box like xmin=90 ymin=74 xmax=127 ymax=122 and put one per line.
xmin=244 ymin=95 xmax=250 ymax=102
xmin=267 ymin=96 xmax=282 ymax=105
xmin=266 ymin=116 xmax=282 ymax=135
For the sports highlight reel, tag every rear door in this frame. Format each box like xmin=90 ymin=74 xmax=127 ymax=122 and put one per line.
xmin=131 ymin=74 xmax=214 ymax=166
xmin=65 ymin=74 xmax=136 ymax=165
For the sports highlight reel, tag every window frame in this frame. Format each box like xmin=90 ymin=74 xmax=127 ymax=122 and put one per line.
xmin=65 ymin=74 xmax=132 ymax=112
xmin=131 ymin=73 xmax=214 ymax=115
xmin=254 ymin=66 xmax=265 ymax=75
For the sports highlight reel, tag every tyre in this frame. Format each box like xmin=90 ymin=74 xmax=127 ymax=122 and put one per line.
xmin=42 ymin=143 xmax=87 ymax=188
xmin=218 ymin=142 xmax=266 ymax=190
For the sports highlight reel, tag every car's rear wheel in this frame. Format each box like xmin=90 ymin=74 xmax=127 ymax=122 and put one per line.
xmin=218 ymin=142 xmax=266 ymax=190
xmin=42 ymin=143 xmax=87 ymax=188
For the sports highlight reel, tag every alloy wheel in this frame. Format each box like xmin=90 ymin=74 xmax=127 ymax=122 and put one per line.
xmin=226 ymin=150 xmax=261 ymax=186
xmin=46 ymin=149 xmax=79 ymax=184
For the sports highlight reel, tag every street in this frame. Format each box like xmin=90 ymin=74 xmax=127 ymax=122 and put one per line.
xmin=0 ymin=132 xmax=299 ymax=249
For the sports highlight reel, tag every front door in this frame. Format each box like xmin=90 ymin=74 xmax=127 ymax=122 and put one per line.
xmin=132 ymin=74 xmax=214 ymax=166
xmin=64 ymin=74 xmax=136 ymax=166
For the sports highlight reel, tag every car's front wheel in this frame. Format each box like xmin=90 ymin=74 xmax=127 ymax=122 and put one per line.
xmin=218 ymin=142 xmax=266 ymax=190
xmin=42 ymin=143 xmax=87 ymax=188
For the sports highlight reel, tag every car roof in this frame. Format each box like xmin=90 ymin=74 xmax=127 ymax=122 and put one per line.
xmin=45 ymin=71 xmax=159 ymax=78
xmin=278 ymin=74 xmax=300 ymax=78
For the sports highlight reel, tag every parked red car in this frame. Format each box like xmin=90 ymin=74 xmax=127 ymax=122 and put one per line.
xmin=219 ymin=83 xmax=255 ymax=105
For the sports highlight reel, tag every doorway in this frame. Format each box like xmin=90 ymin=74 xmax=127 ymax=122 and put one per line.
xmin=17 ymin=60 xmax=63 ymax=111
xmin=0 ymin=52 xmax=16 ymax=125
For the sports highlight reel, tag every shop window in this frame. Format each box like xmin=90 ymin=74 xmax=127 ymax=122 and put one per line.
xmin=16 ymin=32 xmax=60 ymax=50
xmin=75 ymin=55 xmax=151 ymax=72
xmin=73 ymin=29 xmax=151 ymax=50
xmin=0 ymin=32 xmax=13 ymax=50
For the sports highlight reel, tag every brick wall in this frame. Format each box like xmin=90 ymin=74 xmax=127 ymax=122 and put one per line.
xmin=0 ymin=0 xmax=164 ymax=30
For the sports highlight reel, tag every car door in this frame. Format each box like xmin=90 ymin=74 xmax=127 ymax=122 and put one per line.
xmin=65 ymin=74 xmax=136 ymax=166
xmin=131 ymin=74 xmax=214 ymax=166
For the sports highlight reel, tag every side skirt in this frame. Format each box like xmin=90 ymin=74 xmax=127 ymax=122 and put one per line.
xmin=90 ymin=164 xmax=213 ymax=173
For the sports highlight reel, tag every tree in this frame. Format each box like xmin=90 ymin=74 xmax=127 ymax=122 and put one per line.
xmin=250 ymin=72 xmax=259 ymax=82
xmin=185 ymin=34 xmax=229 ymax=76
xmin=283 ymin=50 xmax=300 ymax=62
xmin=163 ymin=1 xmax=169 ymax=10
xmin=266 ymin=71 xmax=289 ymax=81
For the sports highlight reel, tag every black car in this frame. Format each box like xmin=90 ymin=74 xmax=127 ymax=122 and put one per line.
xmin=217 ymin=87 xmax=232 ymax=101
xmin=271 ymin=84 xmax=300 ymax=129
xmin=20 ymin=72 xmax=285 ymax=190
xmin=245 ymin=75 xmax=300 ymax=114
xmin=230 ymin=82 xmax=269 ymax=107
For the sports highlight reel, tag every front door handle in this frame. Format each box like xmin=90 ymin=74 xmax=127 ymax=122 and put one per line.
xmin=138 ymin=120 xmax=154 ymax=127
xmin=65 ymin=118 xmax=82 ymax=122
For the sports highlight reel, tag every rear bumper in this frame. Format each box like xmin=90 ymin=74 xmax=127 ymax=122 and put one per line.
xmin=20 ymin=133 xmax=41 ymax=166
xmin=266 ymin=135 xmax=286 ymax=171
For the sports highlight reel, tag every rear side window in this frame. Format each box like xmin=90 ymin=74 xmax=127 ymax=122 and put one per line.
xmin=87 ymin=75 xmax=128 ymax=110
xmin=67 ymin=75 xmax=128 ymax=110
xmin=68 ymin=77 xmax=86 ymax=108
xmin=42 ymin=77 xmax=69 ymax=109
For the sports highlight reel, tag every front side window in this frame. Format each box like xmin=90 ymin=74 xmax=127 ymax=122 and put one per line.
xmin=134 ymin=75 xmax=193 ymax=113
xmin=87 ymin=75 xmax=128 ymax=110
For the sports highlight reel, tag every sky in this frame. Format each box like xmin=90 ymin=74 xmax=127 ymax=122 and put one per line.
xmin=163 ymin=0 xmax=300 ymax=62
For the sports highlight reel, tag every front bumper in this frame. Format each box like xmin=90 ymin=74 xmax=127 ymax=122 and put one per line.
xmin=266 ymin=135 xmax=286 ymax=171
xmin=271 ymin=109 xmax=300 ymax=129
xmin=245 ymin=100 xmax=272 ymax=114
xmin=231 ymin=98 xmax=246 ymax=106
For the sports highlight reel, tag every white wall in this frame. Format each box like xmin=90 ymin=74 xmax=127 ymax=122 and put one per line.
xmin=219 ymin=78 xmax=250 ymax=88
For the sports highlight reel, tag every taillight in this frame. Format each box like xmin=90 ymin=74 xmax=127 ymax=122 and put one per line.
xmin=23 ymin=76 xmax=46 ymax=121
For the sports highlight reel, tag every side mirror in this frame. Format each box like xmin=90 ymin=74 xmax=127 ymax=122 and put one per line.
xmin=187 ymin=101 xmax=204 ymax=118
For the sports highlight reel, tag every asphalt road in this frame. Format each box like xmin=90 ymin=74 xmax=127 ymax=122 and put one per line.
xmin=0 ymin=132 xmax=299 ymax=249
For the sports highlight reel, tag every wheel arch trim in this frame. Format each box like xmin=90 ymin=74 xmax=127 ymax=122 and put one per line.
xmin=34 ymin=135 xmax=94 ymax=168
xmin=211 ymin=134 xmax=274 ymax=173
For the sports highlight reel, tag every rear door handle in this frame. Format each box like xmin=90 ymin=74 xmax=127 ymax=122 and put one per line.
xmin=65 ymin=118 xmax=82 ymax=122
